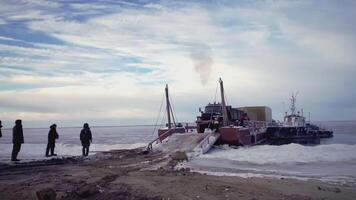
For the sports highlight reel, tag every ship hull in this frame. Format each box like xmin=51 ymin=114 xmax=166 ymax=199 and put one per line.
xmin=266 ymin=126 xmax=332 ymax=145
xmin=218 ymin=126 xmax=266 ymax=146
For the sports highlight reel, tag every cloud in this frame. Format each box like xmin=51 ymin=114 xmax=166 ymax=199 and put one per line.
xmin=0 ymin=0 xmax=356 ymax=126
xmin=0 ymin=81 xmax=161 ymax=120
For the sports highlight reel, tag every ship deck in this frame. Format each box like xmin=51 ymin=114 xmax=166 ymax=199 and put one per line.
xmin=153 ymin=131 xmax=220 ymax=156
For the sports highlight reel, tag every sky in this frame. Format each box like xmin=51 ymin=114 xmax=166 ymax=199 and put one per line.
xmin=0 ymin=0 xmax=356 ymax=128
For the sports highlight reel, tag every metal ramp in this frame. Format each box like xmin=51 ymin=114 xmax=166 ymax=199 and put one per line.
xmin=151 ymin=131 xmax=220 ymax=157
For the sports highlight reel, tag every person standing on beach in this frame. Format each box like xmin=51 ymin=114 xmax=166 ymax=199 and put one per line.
xmin=80 ymin=123 xmax=92 ymax=156
xmin=46 ymin=124 xmax=59 ymax=157
xmin=12 ymin=119 xmax=24 ymax=161
xmin=0 ymin=120 xmax=3 ymax=138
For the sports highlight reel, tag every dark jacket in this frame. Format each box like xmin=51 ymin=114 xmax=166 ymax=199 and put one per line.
xmin=80 ymin=128 xmax=92 ymax=144
xmin=48 ymin=128 xmax=59 ymax=144
xmin=13 ymin=125 xmax=24 ymax=144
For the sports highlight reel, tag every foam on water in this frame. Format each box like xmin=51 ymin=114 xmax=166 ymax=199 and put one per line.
xmin=200 ymin=143 xmax=356 ymax=165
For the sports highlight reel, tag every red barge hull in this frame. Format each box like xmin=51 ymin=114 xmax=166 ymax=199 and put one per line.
xmin=219 ymin=126 xmax=266 ymax=146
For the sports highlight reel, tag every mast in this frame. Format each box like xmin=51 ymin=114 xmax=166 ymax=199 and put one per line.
xmin=165 ymin=84 xmax=171 ymax=128
xmin=219 ymin=78 xmax=229 ymax=126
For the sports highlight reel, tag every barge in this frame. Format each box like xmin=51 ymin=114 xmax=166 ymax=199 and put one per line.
xmin=147 ymin=80 xmax=334 ymax=154
xmin=197 ymin=78 xmax=269 ymax=146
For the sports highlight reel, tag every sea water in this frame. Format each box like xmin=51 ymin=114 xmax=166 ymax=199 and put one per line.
xmin=182 ymin=121 xmax=356 ymax=186
xmin=1 ymin=121 xmax=356 ymax=185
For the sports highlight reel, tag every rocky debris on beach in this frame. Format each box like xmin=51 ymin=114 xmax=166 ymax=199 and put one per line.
xmin=1 ymin=148 xmax=355 ymax=200
xmin=318 ymin=186 xmax=341 ymax=193
xmin=0 ymin=156 xmax=82 ymax=171
xmin=166 ymin=151 xmax=188 ymax=169
xmin=36 ymin=188 xmax=57 ymax=200
xmin=75 ymin=184 xmax=99 ymax=198
xmin=63 ymin=180 xmax=162 ymax=200
xmin=171 ymin=151 xmax=188 ymax=162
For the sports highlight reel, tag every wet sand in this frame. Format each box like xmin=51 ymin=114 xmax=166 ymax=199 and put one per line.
xmin=0 ymin=148 xmax=355 ymax=200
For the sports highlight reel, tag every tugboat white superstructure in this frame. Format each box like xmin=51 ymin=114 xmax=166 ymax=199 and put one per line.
xmin=267 ymin=93 xmax=333 ymax=145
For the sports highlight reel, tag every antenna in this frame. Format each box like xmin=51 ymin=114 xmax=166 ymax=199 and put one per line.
xmin=282 ymin=101 xmax=286 ymax=113
xmin=290 ymin=92 xmax=298 ymax=115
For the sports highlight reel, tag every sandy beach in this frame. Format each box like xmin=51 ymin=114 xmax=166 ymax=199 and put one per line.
xmin=0 ymin=148 xmax=355 ymax=200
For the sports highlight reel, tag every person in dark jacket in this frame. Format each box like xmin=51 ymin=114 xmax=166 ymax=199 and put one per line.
xmin=46 ymin=124 xmax=59 ymax=157
xmin=239 ymin=113 xmax=250 ymax=126
xmin=0 ymin=120 xmax=3 ymax=138
xmin=12 ymin=119 xmax=24 ymax=161
xmin=80 ymin=123 xmax=92 ymax=156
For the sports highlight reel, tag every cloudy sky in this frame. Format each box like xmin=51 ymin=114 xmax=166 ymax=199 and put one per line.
xmin=0 ymin=0 xmax=355 ymax=127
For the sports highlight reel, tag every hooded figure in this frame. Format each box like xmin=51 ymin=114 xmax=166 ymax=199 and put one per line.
xmin=80 ymin=123 xmax=92 ymax=156
xmin=239 ymin=113 xmax=250 ymax=126
xmin=0 ymin=120 xmax=3 ymax=138
xmin=12 ymin=119 xmax=24 ymax=161
xmin=46 ymin=124 xmax=59 ymax=157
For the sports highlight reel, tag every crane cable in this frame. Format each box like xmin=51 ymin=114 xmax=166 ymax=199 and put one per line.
xmin=151 ymin=92 xmax=165 ymax=137
xmin=169 ymin=94 xmax=178 ymax=126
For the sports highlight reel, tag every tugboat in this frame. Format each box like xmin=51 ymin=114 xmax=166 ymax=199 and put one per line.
xmin=266 ymin=93 xmax=333 ymax=145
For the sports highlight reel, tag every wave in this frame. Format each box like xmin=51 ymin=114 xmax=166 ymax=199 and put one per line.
xmin=199 ymin=143 xmax=356 ymax=165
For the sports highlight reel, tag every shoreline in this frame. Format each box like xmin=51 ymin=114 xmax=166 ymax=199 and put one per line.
xmin=1 ymin=148 xmax=356 ymax=200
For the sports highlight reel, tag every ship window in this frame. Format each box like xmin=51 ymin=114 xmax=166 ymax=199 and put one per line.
xmin=205 ymin=106 xmax=222 ymax=113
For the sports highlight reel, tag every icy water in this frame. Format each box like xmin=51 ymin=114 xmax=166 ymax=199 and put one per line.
xmin=0 ymin=125 xmax=156 ymax=162
xmin=1 ymin=121 xmax=356 ymax=185
xmin=182 ymin=121 xmax=356 ymax=186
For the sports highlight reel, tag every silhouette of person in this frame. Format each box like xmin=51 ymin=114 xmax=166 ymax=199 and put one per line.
xmin=239 ymin=113 xmax=250 ymax=126
xmin=12 ymin=119 xmax=24 ymax=161
xmin=80 ymin=123 xmax=92 ymax=156
xmin=46 ymin=124 xmax=59 ymax=157
xmin=0 ymin=120 xmax=2 ymax=138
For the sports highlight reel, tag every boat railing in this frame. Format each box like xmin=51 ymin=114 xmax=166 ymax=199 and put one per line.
xmin=147 ymin=126 xmax=187 ymax=151
xmin=243 ymin=120 xmax=267 ymax=131
xmin=313 ymin=122 xmax=332 ymax=132
xmin=184 ymin=123 xmax=197 ymax=132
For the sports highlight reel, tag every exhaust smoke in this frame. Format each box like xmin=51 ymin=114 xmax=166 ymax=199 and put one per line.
xmin=190 ymin=47 xmax=213 ymax=85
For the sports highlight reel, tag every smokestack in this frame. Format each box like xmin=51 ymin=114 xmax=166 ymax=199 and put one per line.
xmin=190 ymin=46 xmax=213 ymax=85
